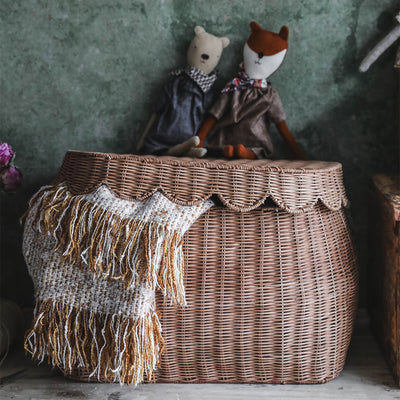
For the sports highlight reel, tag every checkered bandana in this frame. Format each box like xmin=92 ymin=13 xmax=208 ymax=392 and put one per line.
xmin=171 ymin=66 xmax=217 ymax=93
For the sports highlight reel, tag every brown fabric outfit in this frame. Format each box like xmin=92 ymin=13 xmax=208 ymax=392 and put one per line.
xmin=205 ymin=84 xmax=286 ymax=158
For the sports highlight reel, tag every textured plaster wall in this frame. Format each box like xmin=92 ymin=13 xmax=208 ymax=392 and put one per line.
xmin=1 ymin=0 xmax=399 ymax=305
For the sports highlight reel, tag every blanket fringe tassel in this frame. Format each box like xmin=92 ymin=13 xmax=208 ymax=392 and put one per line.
xmin=24 ymin=299 xmax=165 ymax=385
xmin=25 ymin=184 xmax=186 ymax=306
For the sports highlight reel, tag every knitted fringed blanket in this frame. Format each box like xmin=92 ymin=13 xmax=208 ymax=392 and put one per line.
xmin=22 ymin=183 xmax=214 ymax=385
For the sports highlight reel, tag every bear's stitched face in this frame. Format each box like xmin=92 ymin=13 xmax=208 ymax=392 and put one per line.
xmin=187 ymin=27 xmax=229 ymax=75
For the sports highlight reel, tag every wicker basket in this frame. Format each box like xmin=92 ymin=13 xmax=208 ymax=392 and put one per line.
xmin=53 ymin=151 xmax=358 ymax=384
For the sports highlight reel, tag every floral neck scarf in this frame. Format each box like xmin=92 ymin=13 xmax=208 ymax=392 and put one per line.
xmin=222 ymin=62 xmax=268 ymax=93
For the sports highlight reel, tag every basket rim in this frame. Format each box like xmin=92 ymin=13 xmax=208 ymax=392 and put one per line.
xmin=53 ymin=150 xmax=348 ymax=213
xmin=65 ymin=149 xmax=343 ymax=173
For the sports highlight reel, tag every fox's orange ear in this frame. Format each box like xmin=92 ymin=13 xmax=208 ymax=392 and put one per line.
xmin=279 ymin=26 xmax=289 ymax=41
xmin=250 ymin=21 xmax=262 ymax=32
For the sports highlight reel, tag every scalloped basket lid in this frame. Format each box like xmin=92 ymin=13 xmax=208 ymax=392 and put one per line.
xmin=53 ymin=151 xmax=348 ymax=214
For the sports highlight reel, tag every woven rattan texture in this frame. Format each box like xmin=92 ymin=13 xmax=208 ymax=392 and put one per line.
xmin=70 ymin=204 xmax=358 ymax=384
xmin=51 ymin=151 xmax=357 ymax=384
xmin=156 ymin=204 xmax=358 ymax=383
xmin=54 ymin=151 xmax=348 ymax=213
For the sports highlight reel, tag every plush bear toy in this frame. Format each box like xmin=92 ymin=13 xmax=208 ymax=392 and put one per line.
xmin=138 ymin=26 xmax=229 ymax=157
xmin=196 ymin=21 xmax=304 ymax=160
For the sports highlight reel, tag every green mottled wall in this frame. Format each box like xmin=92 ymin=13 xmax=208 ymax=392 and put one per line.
xmin=1 ymin=0 xmax=399 ymax=305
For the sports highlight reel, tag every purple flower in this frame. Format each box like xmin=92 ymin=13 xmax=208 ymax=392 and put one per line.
xmin=1 ymin=166 xmax=23 ymax=191
xmin=0 ymin=142 xmax=14 ymax=168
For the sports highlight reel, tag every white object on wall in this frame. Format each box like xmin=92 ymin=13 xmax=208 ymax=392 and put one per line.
xmin=359 ymin=12 xmax=400 ymax=72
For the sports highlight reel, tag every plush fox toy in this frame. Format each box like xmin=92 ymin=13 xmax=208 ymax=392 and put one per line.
xmin=196 ymin=21 xmax=304 ymax=160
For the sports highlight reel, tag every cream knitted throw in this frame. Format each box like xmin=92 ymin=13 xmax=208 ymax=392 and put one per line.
xmin=22 ymin=183 xmax=214 ymax=385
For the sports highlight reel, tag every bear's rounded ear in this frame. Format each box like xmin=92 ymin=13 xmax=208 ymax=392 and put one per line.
xmin=220 ymin=37 xmax=230 ymax=48
xmin=279 ymin=26 xmax=289 ymax=41
xmin=250 ymin=21 xmax=262 ymax=32
xmin=194 ymin=26 xmax=206 ymax=36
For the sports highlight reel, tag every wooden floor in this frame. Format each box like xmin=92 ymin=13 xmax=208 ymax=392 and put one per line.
xmin=1 ymin=309 xmax=399 ymax=400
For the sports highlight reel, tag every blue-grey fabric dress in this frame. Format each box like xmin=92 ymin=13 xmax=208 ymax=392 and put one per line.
xmin=141 ymin=69 xmax=216 ymax=155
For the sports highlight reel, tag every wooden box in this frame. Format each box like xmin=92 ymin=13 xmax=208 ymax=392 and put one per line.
xmin=369 ymin=174 xmax=400 ymax=386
